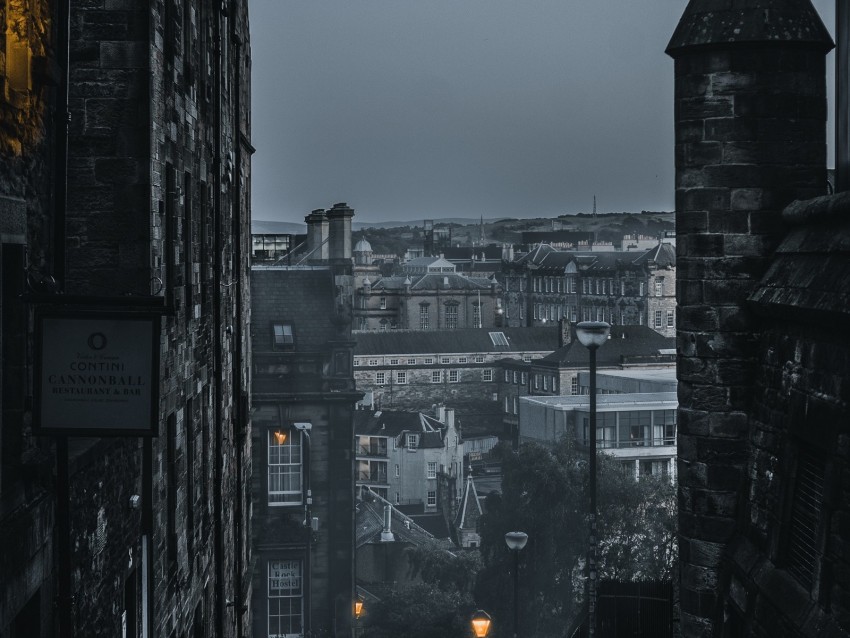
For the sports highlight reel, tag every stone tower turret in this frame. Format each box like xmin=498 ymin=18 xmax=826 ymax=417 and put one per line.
xmin=666 ymin=1 xmax=832 ymax=635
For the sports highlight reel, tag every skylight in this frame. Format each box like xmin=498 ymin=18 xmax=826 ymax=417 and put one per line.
xmin=489 ymin=332 xmax=509 ymax=346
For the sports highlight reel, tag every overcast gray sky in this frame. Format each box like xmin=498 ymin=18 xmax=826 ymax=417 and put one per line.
xmin=249 ymin=0 xmax=836 ymax=225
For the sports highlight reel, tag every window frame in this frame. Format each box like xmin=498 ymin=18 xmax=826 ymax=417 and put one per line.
xmin=271 ymin=323 xmax=294 ymax=350
xmin=267 ymin=558 xmax=304 ymax=638
xmin=268 ymin=429 xmax=303 ymax=507
xmin=427 ymin=461 xmax=437 ymax=479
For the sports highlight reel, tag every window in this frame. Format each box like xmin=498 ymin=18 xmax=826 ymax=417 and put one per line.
xmin=441 ymin=356 xmax=451 ymax=364
xmin=396 ymin=371 xmax=407 ymax=384
xmin=395 ymin=464 xmax=399 ymax=478
xmin=368 ymin=359 xmax=378 ymax=366
xmin=473 ymin=304 xmax=481 ymax=328
xmin=620 ymin=279 xmax=626 ymax=296
xmin=353 ymin=359 xmax=361 ymax=366
xmin=268 ymin=430 xmax=302 ymax=506
xmin=268 ymin=559 xmax=303 ymax=637
xmin=482 ymin=369 xmax=493 ymax=382
xmin=427 ymin=462 xmax=437 ymax=479
xmin=424 ymin=357 xmax=434 ymax=365
xmin=655 ymin=310 xmax=663 ymax=329
xmin=666 ymin=308 xmax=675 ymax=327
xmin=407 ymin=434 xmax=419 ymax=450
xmin=571 ymin=376 xmax=578 ymax=395
xmin=582 ymin=279 xmax=588 ymax=294
xmin=380 ymin=319 xmax=388 ymax=331
xmin=449 ymin=370 xmax=459 ymax=383
xmin=420 ymin=304 xmax=430 ymax=330
xmin=432 ymin=370 xmax=442 ymax=383
xmin=543 ymin=376 xmax=549 ymax=391
xmin=522 ymin=355 xmax=532 ymax=362
xmin=513 ymin=371 xmax=518 ymax=384
xmin=445 ymin=303 xmax=458 ymax=329
xmin=389 ymin=358 xmax=399 ymax=365
xmin=534 ymin=375 xmax=539 ymax=389
xmin=427 ymin=490 xmax=437 ymax=506
xmin=785 ymin=447 xmax=825 ymax=590
xmin=639 ymin=282 xmax=645 ymax=296
xmin=513 ymin=397 xmax=519 ymax=414
xmin=655 ymin=278 xmax=664 ymax=296
xmin=504 ymin=396 xmax=510 ymax=413
xmin=475 ymin=355 xmax=484 ymax=363
xmin=407 ymin=358 xmax=416 ymax=365
xmin=380 ymin=297 xmax=387 ymax=309
xmin=376 ymin=372 xmax=386 ymax=385
xmin=458 ymin=356 xmax=468 ymax=364
xmin=272 ymin=323 xmax=294 ymax=350
xmin=504 ymin=370 xmax=510 ymax=382
xmin=521 ymin=372 xmax=527 ymax=384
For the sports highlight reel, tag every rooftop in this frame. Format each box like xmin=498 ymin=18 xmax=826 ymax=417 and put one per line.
xmin=353 ymin=327 xmax=559 ymax=356
xmin=521 ymin=392 xmax=678 ymax=411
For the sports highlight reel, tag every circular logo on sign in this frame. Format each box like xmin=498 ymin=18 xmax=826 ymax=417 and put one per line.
xmin=87 ymin=332 xmax=108 ymax=350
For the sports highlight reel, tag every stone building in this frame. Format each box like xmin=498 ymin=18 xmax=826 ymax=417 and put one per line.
xmin=499 ymin=322 xmax=675 ymax=445
xmin=353 ymin=256 xmax=504 ymax=332
xmin=1 ymin=1 xmax=252 ymax=637
xmin=353 ymin=406 xmax=464 ymax=510
xmin=353 ymin=326 xmax=558 ymax=414
xmin=502 ymin=242 xmax=676 ymax=337
xmin=668 ymin=1 xmax=850 ymax=636
xmin=250 ymin=262 xmax=361 ymax=638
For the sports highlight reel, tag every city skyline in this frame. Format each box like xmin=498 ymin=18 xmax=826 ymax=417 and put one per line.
xmin=249 ymin=0 xmax=837 ymax=224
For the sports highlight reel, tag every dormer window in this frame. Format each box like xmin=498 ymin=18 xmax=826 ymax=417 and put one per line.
xmin=407 ymin=434 xmax=419 ymax=450
xmin=272 ymin=323 xmax=294 ymax=350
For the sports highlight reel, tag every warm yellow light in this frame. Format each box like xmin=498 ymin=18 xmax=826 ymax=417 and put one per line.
xmin=470 ymin=610 xmax=491 ymax=637
xmin=273 ymin=430 xmax=287 ymax=445
xmin=354 ymin=599 xmax=364 ymax=619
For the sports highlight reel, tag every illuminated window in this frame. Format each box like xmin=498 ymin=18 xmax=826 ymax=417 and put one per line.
xmin=268 ymin=430 xmax=302 ymax=506
xmin=268 ymin=559 xmax=303 ymax=637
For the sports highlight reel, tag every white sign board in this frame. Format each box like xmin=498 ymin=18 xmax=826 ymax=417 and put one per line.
xmin=35 ymin=311 xmax=160 ymax=436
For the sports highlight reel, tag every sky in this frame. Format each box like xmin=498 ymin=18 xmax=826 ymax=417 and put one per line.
xmin=248 ymin=0 xmax=836 ymax=225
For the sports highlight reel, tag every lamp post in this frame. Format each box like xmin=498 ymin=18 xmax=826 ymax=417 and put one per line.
xmin=470 ymin=610 xmax=492 ymax=638
xmin=504 ymin=531 xmax=528 ymax=638
xmin=575 ymin=321 xmax=610 ymax=638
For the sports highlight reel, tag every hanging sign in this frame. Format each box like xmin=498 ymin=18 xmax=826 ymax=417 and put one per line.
xmin=34 ymin=310 xmax=160 ymax=436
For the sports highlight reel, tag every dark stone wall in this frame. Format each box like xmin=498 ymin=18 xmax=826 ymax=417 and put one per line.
xmin=668 ymin=3 xmax=832 ymax=635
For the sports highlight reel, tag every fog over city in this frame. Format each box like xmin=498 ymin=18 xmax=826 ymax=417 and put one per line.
xmin=249 ymin=0 xmax=837 ymax=225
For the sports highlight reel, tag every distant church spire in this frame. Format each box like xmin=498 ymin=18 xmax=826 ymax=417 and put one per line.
xmin=479 ymin=214 xmax=484 ymax=244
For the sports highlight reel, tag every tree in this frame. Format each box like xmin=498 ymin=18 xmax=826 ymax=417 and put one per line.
xmin=360 ymin=545 xmax=481 ymax=638
xmin=474 ymin=440 xmax=677 ymax=637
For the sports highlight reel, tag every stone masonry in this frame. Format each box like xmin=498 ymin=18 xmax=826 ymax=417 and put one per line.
xmin=666 ymin=1 xmax=833 ymax=635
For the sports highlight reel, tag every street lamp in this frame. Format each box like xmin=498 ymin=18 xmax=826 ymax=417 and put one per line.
xmin=354 ymin=599 xmax=364 ymax=619
xmin=575 ymin=321 xmax=610 ymax=638
xmin=470 ymin=610 xmax=492 ymax=638
xmin=504 ymin=531 xmax=528 ymax=638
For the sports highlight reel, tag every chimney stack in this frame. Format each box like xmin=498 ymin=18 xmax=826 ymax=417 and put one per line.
xmin=304 ymin=209 xmax=328 ymax=263
xmin=326 ymin=202 xmax=354 ymax=266
xmin=666 ymin=2 xmax=832 ymax=634
xmin=380 ymin=505 xmax=394 ymax=542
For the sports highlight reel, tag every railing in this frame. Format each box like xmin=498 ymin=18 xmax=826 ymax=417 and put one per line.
xmin=582 ymin=437 xmax=676 ymax=449
xmin=357 ymin=471 xmax=388 ymax=484
xmin=357 ymin=445 xmax=388 ymax=458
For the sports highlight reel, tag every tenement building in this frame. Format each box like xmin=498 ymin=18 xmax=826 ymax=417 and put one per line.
xmin=250 ymin=211 xmax=362 ymax=638
xmin=502 ymin=242 xmax=676 ymax=337
xmin=1 ymin=1 xmax=252 ymax=637
xmin=668 ymin=1 xmax=850 ymax=636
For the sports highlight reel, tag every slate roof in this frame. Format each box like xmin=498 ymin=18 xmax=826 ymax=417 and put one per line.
xmin=540 ymin=325 xmax=676 ymax=367
xmin=353 ymin=327 xmax=559 ymax=356
xmin=356 ymin=490 xmax=454 ymax=548
xmin=666 ymin=0 xmax=833 ymax=55
xmin=442 ymin=245 xmax=503 ymax=261
xmin=750 ymin=192 xmax=850 ymax=322
xmin=370 ymin=273 xmax=494 ymax=291
xmin=250 ymin=267 xmax=336 ymax=351
xmin=456 ymin=475 xmax=484 ymax=531
xmin=510 ymin=244 xmax=672 ymax=272
xmin=354 ymin=410 xmax=444 ymax=439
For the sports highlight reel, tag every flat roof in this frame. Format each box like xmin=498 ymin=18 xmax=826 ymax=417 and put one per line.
xmin=521 ymin=392 xmax=677 ymax=411
xmin=592 ymin=369 xmax=677 ymax=382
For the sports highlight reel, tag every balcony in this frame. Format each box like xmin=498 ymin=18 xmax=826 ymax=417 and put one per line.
xmin=357 ymin=443 xmax=388 ymax=458
xmin=357 ymin=470 xmax=389 ymax=485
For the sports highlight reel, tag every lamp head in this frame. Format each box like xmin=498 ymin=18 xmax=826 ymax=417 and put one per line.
xmin=504 ymin=530 xmax=528 ymax=551
xmin=272 ymin=430 xmax=287 ymax=445
xmin=470 ymin=610 xmax=492 ymax=637
xmin=354 ymin=599 xmax=364 ymax=619
xmin=575 ymin=321 xmax=611 ymax=349
xmin=293 ymin=422 xmax=312 ymax=432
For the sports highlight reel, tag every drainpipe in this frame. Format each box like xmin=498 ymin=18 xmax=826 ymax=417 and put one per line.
xmin=54 ymin=0 xmax=70 ymax=289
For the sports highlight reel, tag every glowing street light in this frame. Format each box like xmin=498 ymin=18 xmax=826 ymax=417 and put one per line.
xmin=470 ymin=610 xmax=492 ymax=637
